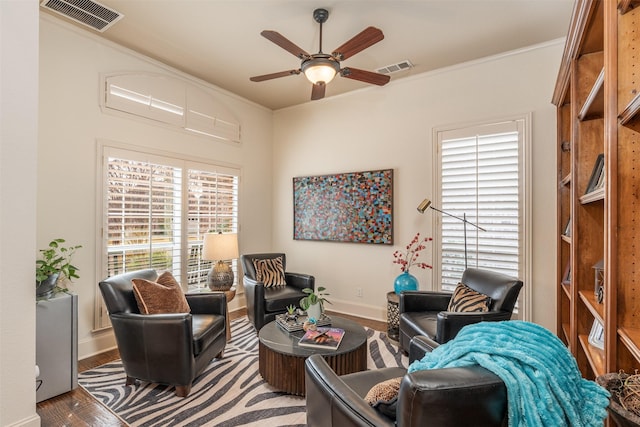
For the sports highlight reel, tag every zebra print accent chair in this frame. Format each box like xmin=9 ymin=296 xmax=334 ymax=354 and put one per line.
xmin=241 ymin=253 xmax=315 ymax=331
xmin=398 ymin=268 xmax=522 ymax=354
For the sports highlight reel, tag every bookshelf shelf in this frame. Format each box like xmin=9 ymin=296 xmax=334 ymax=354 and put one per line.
xmin=554 ymin=0 xmax=640 ymax=379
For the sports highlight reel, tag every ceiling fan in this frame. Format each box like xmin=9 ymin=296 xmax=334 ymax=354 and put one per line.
xmin=249 ymin=8 xmax=391 ymax=101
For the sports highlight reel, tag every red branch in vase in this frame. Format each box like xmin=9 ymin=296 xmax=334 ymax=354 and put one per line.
xmin=393 ymin=232 xmax=433 ymax=273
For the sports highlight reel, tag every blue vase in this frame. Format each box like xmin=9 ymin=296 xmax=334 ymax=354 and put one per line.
xmin=394 ymin=271 xmax=418 ymax=294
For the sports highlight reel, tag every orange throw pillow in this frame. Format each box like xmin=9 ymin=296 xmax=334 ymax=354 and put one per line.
xmin=132 ymin=271 xmax=190 ymax=314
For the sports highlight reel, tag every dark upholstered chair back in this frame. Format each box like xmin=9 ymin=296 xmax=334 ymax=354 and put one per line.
xmin=461 ymin=268 xmax=522 ymax=313
xmin=398 ymin=268 xmax=523 ymax=352
xmin=99 ymin=269 xmax=157 ymax=315
xmin=240 ymin=253 xmax=314 ymax=331
xmin=305 ymin=350 xmax=507 ymax=427
xmin=240 ymin=253 xmax=286 ymax=281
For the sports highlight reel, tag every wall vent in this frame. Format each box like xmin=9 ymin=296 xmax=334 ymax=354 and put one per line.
xmin=376 ymin=60 xmax=414 ymax=75
xmin=41 ymin=0 xmax=123 ymax=32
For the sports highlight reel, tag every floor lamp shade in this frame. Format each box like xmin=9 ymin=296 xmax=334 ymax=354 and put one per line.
xmin=202 ymin=233 xmax=239 ymax=291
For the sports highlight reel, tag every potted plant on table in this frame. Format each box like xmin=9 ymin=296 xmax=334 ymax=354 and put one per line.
xmin=300 ymin=286 xmax=331 ymax=320
xmin=36 ymin=238 xmax=82 ymax=299
xmin=285 ymin=304 xmax=298 ymax=322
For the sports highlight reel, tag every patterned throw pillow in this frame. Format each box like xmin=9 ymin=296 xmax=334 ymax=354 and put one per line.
xmin=447 ymin=282 xmax=492 ymax=312
xmin=132 ymin=271 xmax=191 ymax=314
xmin=253 ymin=256 xmax=287 ymax=288
xmin=364 ymin=377 xmax=402 ymax=420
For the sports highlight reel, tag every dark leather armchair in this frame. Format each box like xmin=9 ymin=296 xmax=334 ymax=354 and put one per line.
xmin=98 ymin=269 xmax=227 ymax=397
xmin=399 ymin=268 xmax=523 ymax=353
xmin=240 ymin=253 xmax=315 ymax=331
xmin=305 ymin=336 xmax=507 ymax=427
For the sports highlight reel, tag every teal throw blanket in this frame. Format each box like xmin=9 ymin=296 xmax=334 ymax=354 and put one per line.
xmin=408 ymin=321 xmax=609 ymax=427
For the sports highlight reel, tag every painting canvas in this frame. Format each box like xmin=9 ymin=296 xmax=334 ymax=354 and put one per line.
xmin=293 ymin=169 xmax=393 ymax=244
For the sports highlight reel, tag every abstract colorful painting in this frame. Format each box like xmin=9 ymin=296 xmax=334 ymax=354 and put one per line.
xmin=293 ymin=169 xmax=393 ymax=244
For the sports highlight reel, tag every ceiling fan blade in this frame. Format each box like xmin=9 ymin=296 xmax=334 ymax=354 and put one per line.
xmin=261 ymin=30 xmax=310 ymax=59
xmin=250 ymin=69 xmax=301 ymax=82
xmin=331 ymin=27 xmax=384 ymax=61
xmin=340 ymin=68 xmax=390 ymax=86
xmin=311 ymin=82 xmax=326 ymax=100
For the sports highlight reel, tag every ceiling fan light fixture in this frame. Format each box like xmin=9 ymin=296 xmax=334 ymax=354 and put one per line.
xmin=250 ymin=8 xmax=388 ymax=101
xmin=302 ymin=57 xmax=340 ymax=84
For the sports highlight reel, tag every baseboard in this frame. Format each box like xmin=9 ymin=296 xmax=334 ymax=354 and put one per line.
xmin=329 ymin=299 xmax=386 ymax=322
xmin=79 ymin=329 xmax=117 ymax=360
xmin=4 ymin=414 xmax=40 ymax=427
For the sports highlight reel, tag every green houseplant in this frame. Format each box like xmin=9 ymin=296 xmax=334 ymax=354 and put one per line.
xmin=36 ymin=238 xmax=82 ymax=298
xmin=284 ymin=304 xmax=298 ymax=321
xmin=300 ymin=286 xmax=331 ymax=319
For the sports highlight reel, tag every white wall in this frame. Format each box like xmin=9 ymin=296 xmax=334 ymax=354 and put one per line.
xmin=38 ymin=12 xmax=562 ymax=363
xmin=1 ymin=1 xmax=41 ymax=426
xmin=272 ymin=42 xmax=562 ymax=331
xmin=38 ymin=16 xmax=274 ymax=359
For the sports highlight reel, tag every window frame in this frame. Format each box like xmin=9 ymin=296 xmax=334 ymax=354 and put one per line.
xmin=94 ymin=141 xmax=241 ymax=330
xmin=100 ymin=72 xmax=242 ymax=144
xmin=432 ymin=114 xmax=532 ymax=321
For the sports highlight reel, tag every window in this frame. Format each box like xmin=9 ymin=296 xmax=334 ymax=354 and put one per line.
xmin=102 ymin=73 xmax=241 ymax=143
xmin=434 ymin=117 xmax=529 ymax=317
xmin=96 ymin=146 xmax=239 ymax=328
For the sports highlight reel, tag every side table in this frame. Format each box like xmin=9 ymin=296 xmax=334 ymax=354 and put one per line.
xmin=223 ymin=287 xmax=236 ymax=341
xmin=386 ymin=291 xmax=400 ymax=341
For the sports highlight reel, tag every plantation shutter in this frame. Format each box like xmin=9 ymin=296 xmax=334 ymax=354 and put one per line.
xmin=99 ymin=147 xmax=239 ymax=329
xmin=186 ymin=164 xmax=239 ymax=287
xmin=105 ymin=154 xmax=183 ymax=277
xmin=437 ymin=121 xmax=522 ymax=291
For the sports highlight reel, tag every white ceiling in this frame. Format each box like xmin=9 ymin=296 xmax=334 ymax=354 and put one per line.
xmin=41 ymin=0 xmax=575 ymax=110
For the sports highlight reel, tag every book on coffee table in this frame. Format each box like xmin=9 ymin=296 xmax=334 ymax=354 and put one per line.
xmin=298 ymin=327 xmax=345 ymax=350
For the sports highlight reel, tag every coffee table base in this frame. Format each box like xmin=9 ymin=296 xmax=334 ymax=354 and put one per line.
xmin=259 ymin=341 xmax=367 ymax=396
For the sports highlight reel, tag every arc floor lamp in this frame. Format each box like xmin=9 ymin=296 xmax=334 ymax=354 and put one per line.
xmin=417 ymin=198 xmax=485 ymax=270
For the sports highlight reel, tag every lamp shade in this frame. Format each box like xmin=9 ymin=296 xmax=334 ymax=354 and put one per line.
xmin=417 ymin=198 xmax=432 ymax=213
xmin=302 ymin=57 xmax=340 ymax=84
xmin=202 ymin=233 xmax=238 ymax=261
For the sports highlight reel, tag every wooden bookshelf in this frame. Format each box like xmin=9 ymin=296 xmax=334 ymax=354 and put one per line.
xmin=553 ymin=0 xmax=640 ymax=381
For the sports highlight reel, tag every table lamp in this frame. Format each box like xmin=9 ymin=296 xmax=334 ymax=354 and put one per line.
xmin=202 ymin=232 xmax=238 ymax=291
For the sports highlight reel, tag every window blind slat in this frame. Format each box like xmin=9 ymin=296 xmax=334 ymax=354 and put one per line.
xmin=104 ymin=153 xmax=239 ymax=290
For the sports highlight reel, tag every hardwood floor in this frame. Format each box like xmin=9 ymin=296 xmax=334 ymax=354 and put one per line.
xmin=37 ymin=348 xmax=125 ymax=427
xmin=37 ymin=309 xmax=386 ymax=426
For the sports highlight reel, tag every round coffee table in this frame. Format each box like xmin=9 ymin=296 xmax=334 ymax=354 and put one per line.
xmin=258 ymin=316 xmax=367 ymax=396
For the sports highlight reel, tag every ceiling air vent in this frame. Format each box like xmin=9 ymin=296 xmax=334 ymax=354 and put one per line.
xmin=376 ymin=60 xmax=414 ymax=75
xmin=41 ymin=0 xmax=123 ymax=32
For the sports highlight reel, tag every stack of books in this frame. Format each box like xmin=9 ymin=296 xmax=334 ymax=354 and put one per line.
xmin=298 ymin=327 xmax=345 ymax=351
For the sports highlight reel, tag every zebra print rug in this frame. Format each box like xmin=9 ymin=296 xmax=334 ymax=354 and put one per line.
xmin=79 ymin=317 xmax=407 ymax=427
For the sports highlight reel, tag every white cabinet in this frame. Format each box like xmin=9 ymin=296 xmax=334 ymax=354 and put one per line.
xmin=36 ymin=292 xmax=78 ymax=402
